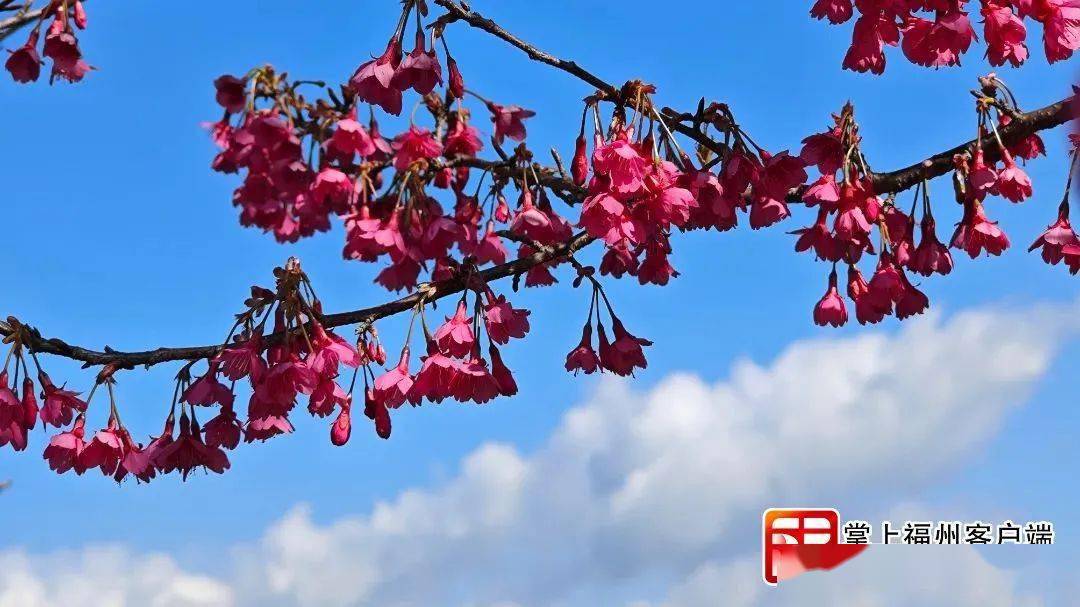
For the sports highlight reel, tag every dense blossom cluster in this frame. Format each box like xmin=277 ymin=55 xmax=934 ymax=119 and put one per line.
xmin=4 ymin=0 xmax=91 ymax=83
xmin=811 ymin=0 xmax=1080 ymax=72
xmin=2 ymin=0 xmax=1078 ymax=482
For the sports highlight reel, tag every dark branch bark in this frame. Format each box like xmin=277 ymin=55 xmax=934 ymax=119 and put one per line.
xmin=868 ymin=96 xmax=1075 ymax=193
xmin=0 ymin=232 xmax=596 ymax=369
xmin=3 ymin=0 xmax=1075 ymax=373
xmin=0 ymin=4 xmax=45 ymax=43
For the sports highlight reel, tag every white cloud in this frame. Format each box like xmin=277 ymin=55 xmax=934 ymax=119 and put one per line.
xmin=0 ymin=546 xmax=234 ymax=607
xmin=0 ymin=302 xmax=1073 ymax=606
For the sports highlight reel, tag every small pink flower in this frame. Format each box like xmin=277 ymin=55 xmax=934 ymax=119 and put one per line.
xmin=329 ymin=114 xmax=377 ymax=158
xmin=443 ymin=120 xmax=484 ymax=158
xmin=995 ymin=152 xmax=1033 ymax=202
xmin=488 ymin=344 xmax=518 ymax=397
xmin=749 ymin=195 xmax=790 ymax=230
xmin=407 ymin=343 xmax=461 ymax=405
xmin=364 ymin=389 xmax=392 ymax=439
xmin=488 ymin=102 xmax=536 ymax=145
xmin=451 ymin=356 xmax=500 ymax=404
xmin=182 ymin=363 xmax=234 ymax=408
xmin=447 ymin=56 xmax=465 ymax=99
xmin=599 ymin=319 xmax=651 ymax=377
xmin=391 ymin=30 xmax=442 ymax=95
xmin=951 ymin=201 xmax=1010 ymax=258
xmin=814 ymin=269 xmax=848 ymax=327
xmin=81 ymin=416 xmax=126 ymax=476
xmin=43 ymin=415 xmax=89 ymax=475
xmin=311 ymin=168 xmax=353 ymax=212
xmin=330 ymin=400 xmax=352 ymax=446
xmin=565 ymin=324 xmax=600 ymax=375
xmin=982 ymin=1 xmax=1029 ymax=67
xmin=214 ymin=75 xmax=247 ymax=113
xmin=810 ymin=0 xmax=854 ymax=24
xmin=350 ymin=38 xmax=403 ymax=115
xmin=373 ymin=347 xmax=414 ymax=409
xmin=38 ymin=372 xmax=87 ymax=428
xmin=308 ymin=377 xmax=348 ymax=418
xmin=203 ymin=405 xmax=242 ymax=450
xmin=1035 ymin=0 xmax=1080 ymax=63
xmin=484 ymin=293 xmax=531 ymax=344
xmin=592 ymin=136 xmax=649 ymax=195
xmin=155 ymin=412 xmax=230 ymax=480
xmin=969 ymin=148 xmax=1000 ymax=196
xmin=910 ymin=213 xmax=954 ymax=276
xmin=5 ymin=33 xmax=41 ymax=83
xmin=472 ymin=222 xmax=508 ymax=265
xmin=792 ymin=207 xmax=840 ymax=261
xmin=216 ymin=332 xmax=268 ymax=383
xmin=895 ymin=274 xmax=929 ymax=320
xmin=391 ymin=126 xmax=444 ymax=171
xmin=1029 ymin=199 xmax=1079 ymax=265
xmin=434 ymin=301 xmax=477 ymax=357
xmin=847 ymin=265 xmax=891 ymax=325
xmin=243 ymin=414 xmax=294 ymax=443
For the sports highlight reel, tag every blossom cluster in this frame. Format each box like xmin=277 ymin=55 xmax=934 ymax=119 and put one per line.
xmin=811 ymin=0 xmax=1080 ymax=73
xmin=4 ymin=0 xmax=91 ymax=83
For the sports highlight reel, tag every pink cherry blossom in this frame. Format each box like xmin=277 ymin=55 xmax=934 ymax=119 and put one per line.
xmin=814 ymin=268 xmax=849 ymax=327
xmin=565 ymin=324 xmax=600 ymax=375
xmin=373 ymin=347 xmax=414 ymax=409
xmin=434 ymin=301 xmax=477 ymax=357
xmin=1029 ymin=199 xmax=1079 ymax=264
xmin=350 ymin=38 xmax=403 ymax=115
xmin=488 ymin=103 xmax=536 ymax=144
xmin=391 ymin=30 xmax=443 ymax=94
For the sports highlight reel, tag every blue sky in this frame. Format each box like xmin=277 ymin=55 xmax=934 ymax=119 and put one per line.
xmin=2 ymin=1 xmax=1079 ymax=605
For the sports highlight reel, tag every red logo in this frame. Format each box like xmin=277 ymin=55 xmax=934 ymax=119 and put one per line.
xmin=762 ymin=508 xmax=868 ymax=585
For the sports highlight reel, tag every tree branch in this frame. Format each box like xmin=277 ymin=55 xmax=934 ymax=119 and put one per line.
xmin=4 ymin=0 xmax=1075 ymax=375
xmin=0 ymin=232 xmax=596 ymax=369
xmin=434 ymin=0 xmax=1075 ymax=195
xmin=0 ymin=3 xmax=45 ymax=44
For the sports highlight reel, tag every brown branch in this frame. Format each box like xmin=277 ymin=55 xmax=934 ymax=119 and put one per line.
xmin=0 ymin=3 xmax=45 ymax=43
xmin=868 ymin=96 xmax=1075 ymax=193
xmin=0 ymin=232 xmax=596 ymax=369
xmin=434 ymin=0 xmax=1075 ymax=196
xmin=3 ymin=0 xmax=1075 ymax=375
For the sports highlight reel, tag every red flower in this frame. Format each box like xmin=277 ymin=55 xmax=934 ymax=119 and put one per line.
xmin=488 ymin=103 xmax=536 ymax=145
xmin=182 ymin=363 xmax=234 ymax=408
xmin=847 ymin=265 xmax=890 ymax=325
xmin=216 ymin=332 xmax=268 ymax=383
xmin=407 ymin=342 xmax=460 ymax=405
xmin=572 ymin=134 xmax=590 ymax=185
xmin=982 ymin=1 xmax=1029 ymax=67
xmin=451 ymin=356 xmax=500 ymax=404
xmin=329 ymin=114 xmax=377 ymax=158
xmin=43 ymin=415 xmax=89 ymax=475
xmin=443 ymin=120 xmax=483 ymax=158
xmin=82 ymin=416 xmax=126 ymax=476
xmin=488 ymin=344 xmax=518 ymax=397
xmin=565 ymin=324 xmax=600 ymax=375
xmin=483 ymin=294 xmax=530 ymax=344
xmin=350 ymin=38 xmax=403 ymax=115
xmin=951 ymin=201 xmax=1010 ymax=258
xmin=599 ymin=319 xmax=651 ymax=376
xmin=910 ymin=213 xmax=954 ymax=276
xmin=155 ymin=412 xmax=230 ymax=481
xmin=843 ymin=14 xmax=899 ymax=74
xmin=814 ymin=269 xmax=848 ymax=327
xmin=1029 ymin=199 xmax=1079 ymax=265
xmin=5 ymin=33 xmax=41 ymax=83
xmin=995 ymin=152 xmax=1033 ymax=202
xmin=435 ymin=301 xmax=477 ymax=357
xmin=330 ymin=399 xmax=352 ymax=446
xmin=373 ymin=347 xmax=414 ymax=409
xmin=364 ymin=388 xmax=392 ymax=439
xmin=213 ymin=75 xmax=247 ymax=113
xmin=203 ymin=405 xmax=243 ymax=450
xmin=391 ymin=126 xmax=443 ymax=171
xmin=792 ymin=207 xmax=840 ymax=261
xmin=1034 ymin=0 xmax=1080 ymax=63
xmin=38 ymin=372 xmax=87 ymax=428
xmin=244 ymin=414 xmax=294 ymax=443
xmin=810 ymin=0 xmax=854 ymax=24
xmin=447 ymin=56 xmax=465 ymax=99
xmin=391 ymin=30 xmax=442 ymax=95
